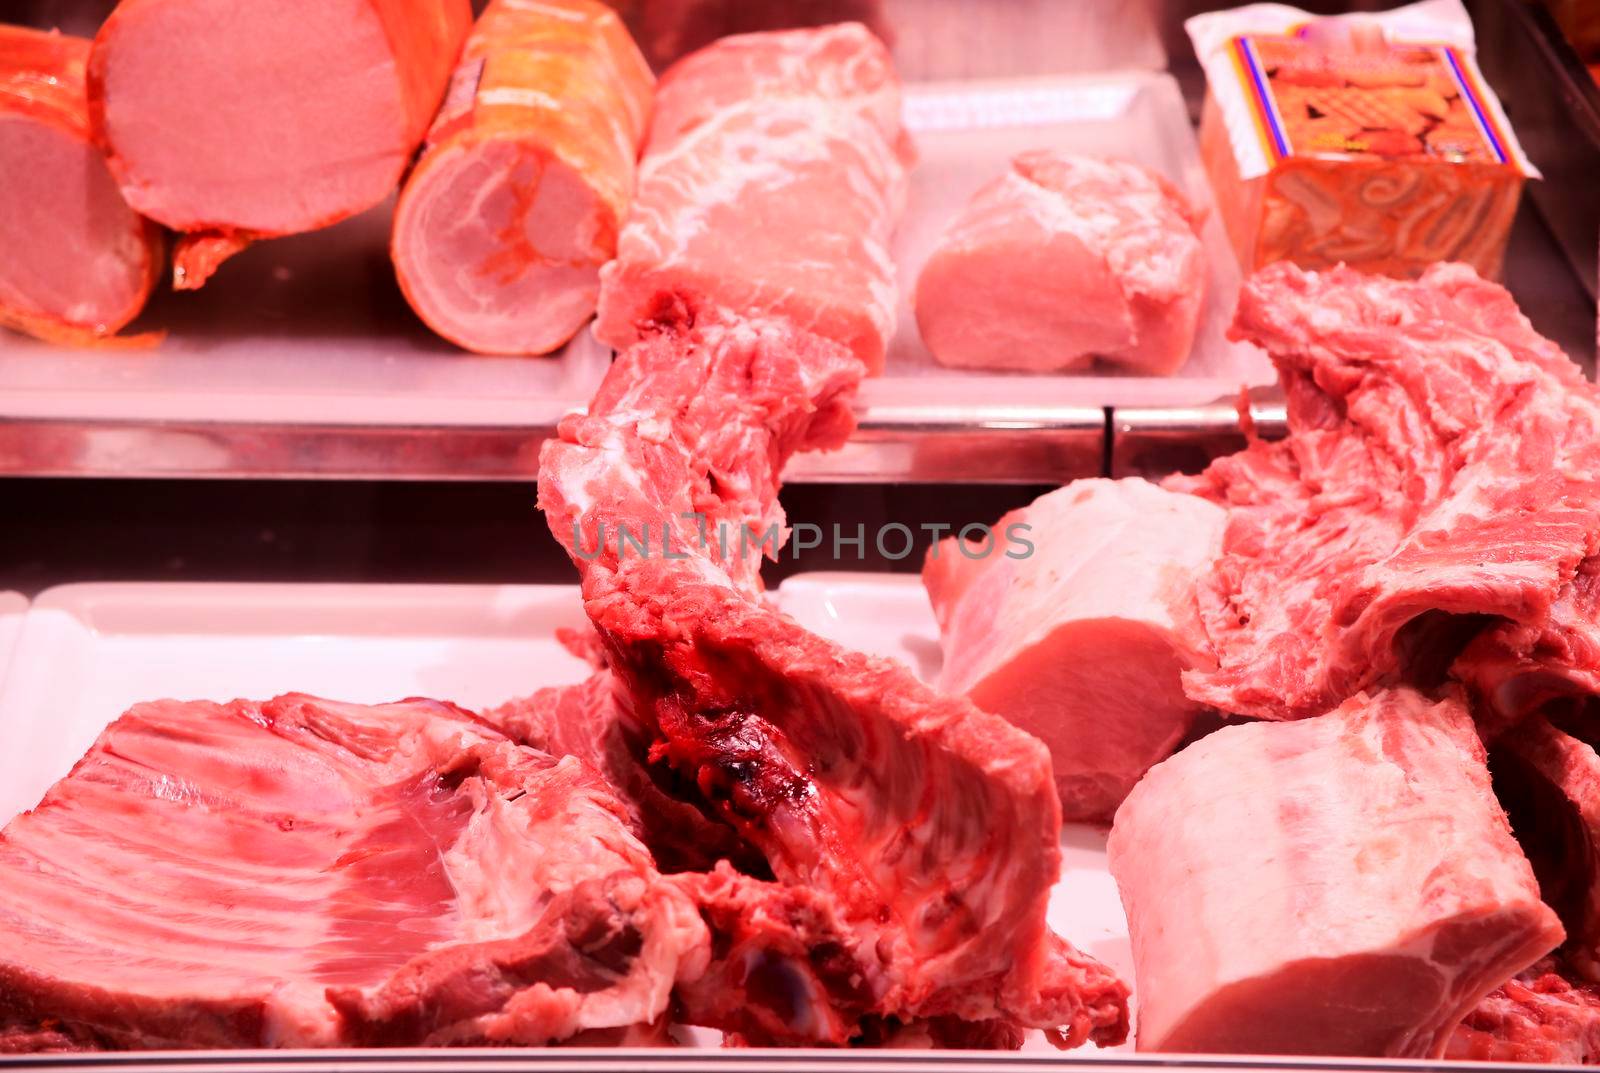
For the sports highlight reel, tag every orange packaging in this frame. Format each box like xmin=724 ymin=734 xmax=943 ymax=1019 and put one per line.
xmin=1187 ymin=0 xmax=1538 ymax=280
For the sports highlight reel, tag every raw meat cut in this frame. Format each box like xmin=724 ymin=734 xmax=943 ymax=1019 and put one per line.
xmin=488 ymin=671 xmax=761 ymax=875
xmin=1491 ymin=715 xmax=1600 ymax=980
xmin=1448 ymin=957 xmax=1600 ymax=1064
xmin=593 ymin=23 xmax=910 ymax=374
xmin=922 ymin=478 xmax=1226 ymax=821
xmin=391 ymin=0 xmax=653 ymax=355
xmin=0 ymin=25 xmax=160 ymax=344
xmin=89 ymin=0 xmax=472 ymax=287
xmin=1172 ymin=261 xmax=1600 ymax=722
xmin=914 ymin=153 xmax=1206 ymax=374
xmin=539 ymin=310 xmax=1130 ymax=1045
xmin=0 ymin=693 xmax=708 ymax=1049
xmin=1108 ymin=687 xmax=1563 ymax=1057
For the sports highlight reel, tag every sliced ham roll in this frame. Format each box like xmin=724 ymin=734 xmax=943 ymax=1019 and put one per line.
xmin=88 ymin=0 xmax=472 ymax=287
xmin=0 ymin=25 xmax=160 ymax=344
xmin=392 ymin=0 xmax=653 ymax=355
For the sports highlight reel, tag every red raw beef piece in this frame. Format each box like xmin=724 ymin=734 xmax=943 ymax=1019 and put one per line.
xmin=538 ymin=312 xmax=1130 ymax=1046
xmin=1171 ymin=262 xmax=1600 ymax=722
xmin=0 ymin=694 xmax=708 ymax=1049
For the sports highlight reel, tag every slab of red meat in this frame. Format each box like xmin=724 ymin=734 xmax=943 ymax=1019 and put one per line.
xmin=89 ymin=0 xmax=472 ymax=286
xmin=538 ymin=313 xmax=1129 ymax=1045
xmin=1448 ymin=957 xmax=1600 ymax=1064
xmin=1108 ymin=686 xmax=1563 ymax=1058
xmin=391 ymin=0 xmax=654 ymax=355
xmin=0 ymin=25 xmax=161 ymax=345
xmin=488 ymin=672 xmax=760 ymax=876
xmin=593 ymin=23 xmax=910 ymax=374
xmin=1492 ymin=715 xmax=1600 ymax=981
xmin=1172 ymin=262 xmax=1600 ymax=722
xmin=0 ymin=693 xmax=708 ymax=1049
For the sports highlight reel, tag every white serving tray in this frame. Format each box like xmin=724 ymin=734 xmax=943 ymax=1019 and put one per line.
xmin=875 ymin=71 xmax=1272 ymax=409
xmin=0 ymin=575 xmax=1131 ymax=1054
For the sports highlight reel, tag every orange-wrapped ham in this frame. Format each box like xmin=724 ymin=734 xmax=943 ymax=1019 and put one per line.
xmin=392 ymin=0 xmax=653 ymax=355
xmin=0 ymin=25 xmax=160 ymax=344
xmin=89 ymin=0 xmax=472 ymax=288
xmin=1187 ymin=1 xmax=1536 ymax=280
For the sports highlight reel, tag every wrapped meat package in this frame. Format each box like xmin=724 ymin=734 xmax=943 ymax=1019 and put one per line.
xmin=1187 ymin=0 xmax=1537 ymax=280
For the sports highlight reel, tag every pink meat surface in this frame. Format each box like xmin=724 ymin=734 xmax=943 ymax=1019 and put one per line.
xmin=0 ymin=26 xmax=160 ymax=343
xmin=922 ymin=478 xmax=1226 ymax=822
xmin=1448 ymin=957 xmax=1600 ymax=1064
xmin=89 ymin=0 xmax=471 ymax=277
xmin=914 ymin=153 xmax=1206 ymax=374
xmin=391 ymin=0 xmax=653 ymax=355
xmin=538 ymin=310 xmax=1129 ymax=1045
xmin=1108 ymin=687 xmax=1563 ymax=1058
xmin=1492 ymin=715 xmax=1600 ymax=980
xmin=593 ymin=23 xmax=910 ymax=374
xmin=0 ymin=694 xmax=707 ymax=1049
xmin=1171 ymin=262 xmax=1600 ymax=722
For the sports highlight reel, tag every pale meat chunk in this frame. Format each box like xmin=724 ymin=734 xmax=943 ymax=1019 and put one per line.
xmin=914 ymin=153 xmax=1206 ymax=374
xmin=922 ymin=478 xmax=1226 ymax=822
xmin=1108 ymin=687 xmax=1563 ymax=1058
xmin=593 ymin=23 xmax=909 ymax=374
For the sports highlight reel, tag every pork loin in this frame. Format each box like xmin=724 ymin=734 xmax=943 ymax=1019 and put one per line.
xmin=89 ymin=0 xmax=472 ymax=287
xmin=1108 ymin=687 xmax=1563 ymax=1057
xmin=593 ymin=23 xmax=910 ymax=374
xmin=0 ymin=25 xmax=160 ymax=343
xmin=0 ymin=694 xmax=708 ymax=1048
xmin=914 ymin=153 xmax=1206 ymax=374
xmin=922 ymin=478 xmax=1226 ymax=822
xmin=391 ymin=0 xmax=653 ymax=355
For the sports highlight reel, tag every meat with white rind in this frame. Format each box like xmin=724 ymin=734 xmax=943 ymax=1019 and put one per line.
xmin=1108 ymin=687 xmax=1563 ymax=1058
xmin=923 ymin=478 xmax=1225 ymax=822
xmin=915 ymin=153 xmax=1206 ymax=374
xmin=0 ymin=694 xmax=707 ymax=1049
xmin=0 ymin=26 xmax=160 ymax=343
xmin=391 ymin=0 xmax=653 ymax=355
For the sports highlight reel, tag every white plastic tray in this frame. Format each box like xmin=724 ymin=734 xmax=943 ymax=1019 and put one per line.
xmin=0 ymin=575 xmax=1131 ymax=1053
xmin=874 ymin=71 xmax=1272 ymax=409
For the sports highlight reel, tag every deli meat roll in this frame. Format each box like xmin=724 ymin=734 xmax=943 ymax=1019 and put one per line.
xmin=88 ymin=0 xmax=472 ymax=287
xmin=0 ymin=25 xmax=160 ymax=344
xmin=391 ymin=0 xmax=654 ymax=355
